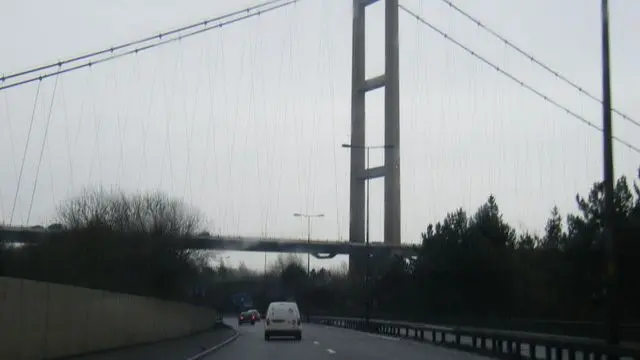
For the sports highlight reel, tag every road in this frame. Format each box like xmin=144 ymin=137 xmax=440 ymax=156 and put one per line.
xmin=68 ymin=324 xmax=235 ymax=360
xmin=205 ymin=317 xmax=490 ymax=360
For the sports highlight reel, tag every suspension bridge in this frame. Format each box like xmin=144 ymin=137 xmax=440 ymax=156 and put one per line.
xmin=1 ymin=0 xmax=638 ymax=268
xmin=1 ymin=0 xmax=640 ymax=359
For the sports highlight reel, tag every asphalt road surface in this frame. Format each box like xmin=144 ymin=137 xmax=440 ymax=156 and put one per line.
xmin=204 ymin=317 xmax=491 ymax=360
xmin=68 ymin=324 xmax=235 ymax=360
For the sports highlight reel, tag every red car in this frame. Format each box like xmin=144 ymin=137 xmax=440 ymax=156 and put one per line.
xmin=238 ymin=309 xmax=260 ymax=325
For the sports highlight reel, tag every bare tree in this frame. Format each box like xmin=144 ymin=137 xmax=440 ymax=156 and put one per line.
xmin=57 ymin=188 xmax=204 ymax=236
xmin=0 ymin=187 xmax=215 ymax=301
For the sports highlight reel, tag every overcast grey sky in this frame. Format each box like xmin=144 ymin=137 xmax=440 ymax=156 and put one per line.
xmin=1 ymin=0 xmax=638 ymax=270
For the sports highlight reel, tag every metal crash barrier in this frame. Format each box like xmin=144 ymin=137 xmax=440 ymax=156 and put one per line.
xmin=308 ymin=316 xmax=640 ymax=360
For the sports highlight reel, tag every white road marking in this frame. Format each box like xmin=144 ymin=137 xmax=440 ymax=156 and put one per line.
xmin=326 ymin=349 xmax=336 ymax=354
xmin=313 ymin=341 xmax=320 ymax=345
xmin=365 ymin=333 xmax=399 ymax=341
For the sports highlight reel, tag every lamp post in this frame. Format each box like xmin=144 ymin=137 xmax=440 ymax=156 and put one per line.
xmin=600 ymin=0 xmax=618 ymax=346
xmin=293 ymin=212 xmax=324 ymax=276
xmin=341 ymin=143 xmax=394 ymax=326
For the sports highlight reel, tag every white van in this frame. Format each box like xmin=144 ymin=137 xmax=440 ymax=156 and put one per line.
xmin=264 ymin=301 xmax=302 ymax=341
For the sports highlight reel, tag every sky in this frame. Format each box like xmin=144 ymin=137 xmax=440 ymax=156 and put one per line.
xmin=1 ymin=0 xmax=639 ymax=270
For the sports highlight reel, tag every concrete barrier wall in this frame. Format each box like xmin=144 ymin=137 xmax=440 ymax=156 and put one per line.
xmin=0 ymin=277 xmax=217 ymax=360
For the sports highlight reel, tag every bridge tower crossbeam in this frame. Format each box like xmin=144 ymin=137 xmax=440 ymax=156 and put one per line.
xmin=349 ymin=0 xmax=401 ymax=275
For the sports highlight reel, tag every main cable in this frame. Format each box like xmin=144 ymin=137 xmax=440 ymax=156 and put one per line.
xmin=436 ymin=0 xmax=639 ymax=128
xmin=0 ymin=0 xmax=285 ymax=84
xmin=0 ymin=0 xmax=301 ymax=91
xmin=399 ymin=4 xmax=640 ymax=155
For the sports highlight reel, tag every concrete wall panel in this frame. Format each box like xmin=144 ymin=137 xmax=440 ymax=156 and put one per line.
xmin=0 ymin=277 xmax=217 ymax=360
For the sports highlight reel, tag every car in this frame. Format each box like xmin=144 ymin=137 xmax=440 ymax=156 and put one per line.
xmin=246 ymin=309 xmax=261 ymax=322
xmin=238 ymin=310 xmax=258 ymax=325
xmin=264 ymin=301 xmax=302 ymax=341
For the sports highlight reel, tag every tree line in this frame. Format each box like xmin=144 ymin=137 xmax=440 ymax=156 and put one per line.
xmin=298 ymin=171 xmax=638 ymax=337
xmin=405 ymin=171 xmax=640 ymax=324
xmin=1 ymin=171 xmax=639 ymax=330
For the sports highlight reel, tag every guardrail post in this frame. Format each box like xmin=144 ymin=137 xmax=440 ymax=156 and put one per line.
xmin=529 ymin=343 xmax=536 ymax=360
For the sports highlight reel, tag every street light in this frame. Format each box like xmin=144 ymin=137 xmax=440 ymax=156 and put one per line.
xmin=600 ymin=0 xmax=618 ymax=346
xmin=341 ymin=143 xmax=394 ymax=326
xmin=293 ymin=212 xmax=324 ymax=276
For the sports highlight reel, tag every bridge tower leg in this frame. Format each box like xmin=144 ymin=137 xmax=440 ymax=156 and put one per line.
xmin=349 ymin=0 xmax=401 ymax=277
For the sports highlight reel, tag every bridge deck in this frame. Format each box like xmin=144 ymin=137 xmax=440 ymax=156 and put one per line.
xmin=0 ymin=227 xmax=417 ymax=257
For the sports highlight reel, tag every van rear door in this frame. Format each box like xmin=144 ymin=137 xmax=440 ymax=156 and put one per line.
xmin=267 ymin=303 xmax=300 ymax=329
